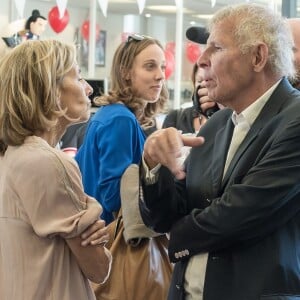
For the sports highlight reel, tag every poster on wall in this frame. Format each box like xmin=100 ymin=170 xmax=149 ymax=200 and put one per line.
xmin=95 ymin=30 xmax=106 ymax=67
xmin=78 ymin=30 xmax=106 ymax=69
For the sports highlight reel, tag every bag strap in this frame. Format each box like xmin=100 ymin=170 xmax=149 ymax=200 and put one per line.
xmin=113 ymin=215 xmax=122 ymax=240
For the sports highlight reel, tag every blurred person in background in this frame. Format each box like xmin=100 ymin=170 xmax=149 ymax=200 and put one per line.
xmin=2 ymin=10 xmax=47 ymax=48
xmin=163 ymin=62 xmax=219 ymax=134
xmin=287 ymin=18 xmax=300 ymax=89
xmin=22 ymin=9 xmax=47 ymax=40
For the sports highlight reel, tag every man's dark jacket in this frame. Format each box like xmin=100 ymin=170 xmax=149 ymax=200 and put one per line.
xmin=140 ymin=78 xmax=300 ymax=300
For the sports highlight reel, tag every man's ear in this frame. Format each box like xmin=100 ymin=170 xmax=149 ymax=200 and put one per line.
xmin=252 ymin=42 xmax=268 ymax=72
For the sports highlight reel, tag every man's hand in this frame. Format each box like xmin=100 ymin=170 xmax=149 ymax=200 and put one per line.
xmin=143 ymin=127 xmax=205 ymax=180
xmin=198 ymin=80 xmax=219 ymax=114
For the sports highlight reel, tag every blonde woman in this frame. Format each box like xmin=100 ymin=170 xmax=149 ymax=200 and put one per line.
xmin=0 ymin=40 xmax=111 ymax=300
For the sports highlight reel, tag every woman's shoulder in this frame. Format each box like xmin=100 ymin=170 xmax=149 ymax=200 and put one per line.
xmin=5 ymin=136 xmax=79 ymax=185
xmin=93 ymin=104 xmax=135 ymax=122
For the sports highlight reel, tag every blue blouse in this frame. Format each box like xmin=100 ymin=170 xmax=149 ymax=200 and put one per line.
xmin=75 ymin=104 xmax=146 ymax=224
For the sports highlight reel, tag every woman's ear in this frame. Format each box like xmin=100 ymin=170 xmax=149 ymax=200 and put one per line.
xmin=121 ymin=67 xmax=131 ymax=80
xmin=125 ymin=72 xmax=131 ymax=80
xmin=252 ymin=42 xmax=268 ymax=72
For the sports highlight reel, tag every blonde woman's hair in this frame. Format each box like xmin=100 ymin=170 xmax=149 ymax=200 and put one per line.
xmin=94 ymin=36 xmax=168 ymax=129
xmin=0 ymin=39 xmax=76 ymax=155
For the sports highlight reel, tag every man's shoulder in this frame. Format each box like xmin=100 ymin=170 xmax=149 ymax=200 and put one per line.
xmin=165 ymin=107 xmax=194 ymax=122
xmin=208 ymin=107 xmax=232 ymax=121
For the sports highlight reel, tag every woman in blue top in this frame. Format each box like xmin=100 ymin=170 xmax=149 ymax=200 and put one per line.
xmin=75 ymin=34 xmax=168 ymax=224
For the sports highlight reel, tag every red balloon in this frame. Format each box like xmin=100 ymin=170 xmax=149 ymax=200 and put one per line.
xmin=165 ymin=41 xmax=175 ymax=55
xmin=48 ymin=6 xmax=69 ymax=34
xmin=164 ymin=49 xmax=175 ymax=80
xmin=185 ymin=42 xmax=201 ymax=64
xmin=81 ymin=20 xmax=100 ymax=42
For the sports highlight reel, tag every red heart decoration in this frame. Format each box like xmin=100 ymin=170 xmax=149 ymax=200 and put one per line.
xmin=81 ymin=20 xmax=101 ymax=42
xmin=185 ymin=42 xmax=201 ymax=64
xmin=164 ymin=49 xmax=175 ymax=80
xmin=165 ymin=41 xmax=176 ymax=55
xmin=48 ymin=6 xmax=69 ymax=34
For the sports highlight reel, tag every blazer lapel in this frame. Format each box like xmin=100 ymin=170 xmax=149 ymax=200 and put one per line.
xmin=221 ymin=77 xmax=295 ymax=186
xmin=221 ymin=129 xmax=259 ymax=185
xmin=211 ymin=118 xmax=234 ymax=192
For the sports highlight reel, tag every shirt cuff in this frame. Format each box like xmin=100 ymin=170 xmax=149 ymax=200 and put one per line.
xmin=141 ymin=154 xmax=161 ymax=185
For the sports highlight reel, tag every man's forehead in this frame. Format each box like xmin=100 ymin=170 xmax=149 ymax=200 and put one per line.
xmin=207 ymin=23 xmax=233 ymax=43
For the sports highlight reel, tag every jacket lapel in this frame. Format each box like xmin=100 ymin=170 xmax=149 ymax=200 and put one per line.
xmin=221 ymin=77 xmax=295 ymax=186
xmin=221 ymin=129 xmax=259 ymax=185
xmin=211 ymin=118 xmax=234 ymax=192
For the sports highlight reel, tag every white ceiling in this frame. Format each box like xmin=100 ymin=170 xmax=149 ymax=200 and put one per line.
xmin=38 ymin=0 xmax=280 ymax=27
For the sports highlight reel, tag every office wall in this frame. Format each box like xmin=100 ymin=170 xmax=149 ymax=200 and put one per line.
xmin=0 ymin=0 xmax=196 ymax=106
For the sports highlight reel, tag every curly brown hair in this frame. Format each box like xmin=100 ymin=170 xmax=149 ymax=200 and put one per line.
xmin=94 ymin=36 xmax=168 ymax=130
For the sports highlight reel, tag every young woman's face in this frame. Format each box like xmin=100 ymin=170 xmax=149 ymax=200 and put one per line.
xmin=128 ymin=43 xmax=166 ymax=103
xmin=59 ymin=65 xmax=93 ymax=123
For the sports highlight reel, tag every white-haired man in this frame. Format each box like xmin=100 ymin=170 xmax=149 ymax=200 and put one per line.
xmin=140 ymin=4 xmax=300 ymax=300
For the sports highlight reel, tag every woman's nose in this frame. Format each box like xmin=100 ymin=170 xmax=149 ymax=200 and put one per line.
xmin=85 ymin=81 xmax=93 ymax=96
xmin=157 ymin=67 xmax=165 ymax=80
